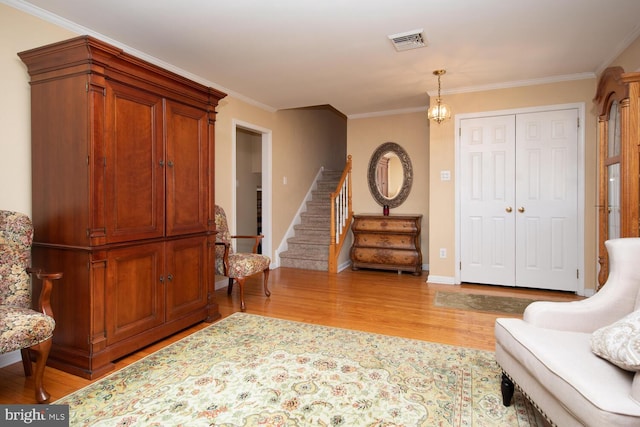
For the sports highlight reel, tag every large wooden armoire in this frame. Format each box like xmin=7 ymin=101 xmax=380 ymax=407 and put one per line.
xmin=594 ymin=67 xmax=640 ymax=288
xmin=19 ymin=36 xmax=226 ymax=378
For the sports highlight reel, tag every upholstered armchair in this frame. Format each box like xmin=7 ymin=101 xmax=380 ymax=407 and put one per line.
xmin=214 ymin=205 xmax=271 ymax=311
xmin=495 ymin=238 xmax=640 ymax=426
xmin=0 ymin=210 xmax=62 ymax=403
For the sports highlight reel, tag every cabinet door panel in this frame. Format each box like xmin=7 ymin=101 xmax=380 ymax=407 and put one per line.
xmin=105 ymin=82 xmax=164 ymax=243
xmin=106 ymin=243 xmax=165 ymax=345
xmin=166 ymin=236 xmax=208 ymax=321
xmin=165 ymin=101 xmax=209 ymax=236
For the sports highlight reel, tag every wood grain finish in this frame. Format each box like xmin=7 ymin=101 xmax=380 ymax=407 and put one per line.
xmin=0 ymin=267 xmax=582 ymax=404
xmin=350 ymin=214 xmax=422 ymax=274
xmin=19 ymin=36 xmax=226 ymax=379
xmin=595 ymin=68 xmax=640 ymax=288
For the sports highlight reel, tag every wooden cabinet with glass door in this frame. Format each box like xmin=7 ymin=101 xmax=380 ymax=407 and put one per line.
xmin=594 ymin=67 xmax=640 ymax=288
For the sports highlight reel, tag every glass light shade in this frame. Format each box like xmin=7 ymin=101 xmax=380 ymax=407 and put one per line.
xmin=427 ymin=101 xmax=452 ymax=124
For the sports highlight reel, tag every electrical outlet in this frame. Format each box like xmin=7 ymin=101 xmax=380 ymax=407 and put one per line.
xmin=439 ymin=248 xmax=447 ymax=258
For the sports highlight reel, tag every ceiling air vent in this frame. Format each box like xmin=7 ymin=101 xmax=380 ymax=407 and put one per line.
xmin=388 ymin=29 xmax=426 ymax=52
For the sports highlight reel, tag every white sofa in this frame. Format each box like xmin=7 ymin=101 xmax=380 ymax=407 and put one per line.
xmin=495 ymin=238 xmax=640 ymax=427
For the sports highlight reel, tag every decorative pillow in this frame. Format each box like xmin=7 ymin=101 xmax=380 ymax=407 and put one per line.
xmin=591 ymin=310 xmax=640 ymax=371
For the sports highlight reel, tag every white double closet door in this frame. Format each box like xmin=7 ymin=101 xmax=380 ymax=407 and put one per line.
xmin=460 ymin=108 xmax=578 ymax=292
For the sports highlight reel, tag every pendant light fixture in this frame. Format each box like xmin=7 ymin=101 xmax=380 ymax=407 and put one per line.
xmin=427 ymin=69 xmax=452 ymax=124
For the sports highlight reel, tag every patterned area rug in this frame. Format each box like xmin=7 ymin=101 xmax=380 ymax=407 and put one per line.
xmin=55 ymin=313 xmax=544 ymax=426
xmin=435 ymin=291 xmax=539 ymax=315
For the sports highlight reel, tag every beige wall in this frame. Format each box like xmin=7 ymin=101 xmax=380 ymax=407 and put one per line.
xmin=0 ymin=4 xmax=75 ymax=215
xmin=214 ymin=95 xmax=274 ymax=242
xmin=609 ymin=34 xmax=640 ymax=73
xmin=272 ymin=107 xmax=347 ymax=247
xmin=347 ymin=112 xmax=430 ymax=266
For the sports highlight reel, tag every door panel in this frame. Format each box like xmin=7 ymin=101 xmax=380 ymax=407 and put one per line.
xmin=106 ymin=243 xmax=164 ymax=345
xmin=165 ymin=101 xmax=208 ymax=236
xmin=165 ymin=236 xmax=208 ymax=321
xmin=105 ymin=82 xmax=164 ymax=242
xmin=515 ymin=110 xmax=578 ymax=291
xmin=460 ymin=115 xmax=516 ymax=285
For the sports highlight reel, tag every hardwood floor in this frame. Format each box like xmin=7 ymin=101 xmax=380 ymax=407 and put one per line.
xmin=0 ymin=267 xmax=582 ymax=404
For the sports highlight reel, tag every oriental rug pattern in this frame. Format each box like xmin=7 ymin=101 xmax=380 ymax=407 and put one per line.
xmin=55 ymin=313 xmax=543 ymax=426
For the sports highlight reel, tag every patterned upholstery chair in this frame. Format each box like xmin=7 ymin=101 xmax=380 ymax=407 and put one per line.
xmin=214 ymin=205 xmax=270 ymax=311
xmin=0 ymin=210 xmax=62 ymax=403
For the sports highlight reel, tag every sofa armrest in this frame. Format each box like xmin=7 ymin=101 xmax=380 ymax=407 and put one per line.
xmin=524 ymin=299 xmax=629 ymax=333
xmin=524 ymin=238 xmax=640 ymax=333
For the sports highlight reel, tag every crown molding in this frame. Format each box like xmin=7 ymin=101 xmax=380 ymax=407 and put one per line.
xmin=428 ymin=72 xmax=596 ymax=97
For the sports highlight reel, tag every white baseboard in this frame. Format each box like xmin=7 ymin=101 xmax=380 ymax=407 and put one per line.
xmin=0 ymin=351 xmax=21 ymax=368
xmin=215 ymin=275 xmax=229 ymax=290
xmin=426 ymin=275 xmax=456 ymax=285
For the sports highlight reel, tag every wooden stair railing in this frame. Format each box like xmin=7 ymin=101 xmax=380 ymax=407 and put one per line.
xmin=329 ymin=155 xmax=353 ymax=273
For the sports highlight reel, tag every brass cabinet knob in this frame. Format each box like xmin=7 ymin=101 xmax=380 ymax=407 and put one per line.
xmin=518 ymin=207 xmax=525 ymax=213
xmin=505 ymin=207 xmax=513 ymax=213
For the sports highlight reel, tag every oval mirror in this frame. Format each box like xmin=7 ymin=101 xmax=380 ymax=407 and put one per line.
xmin=367 ymin=142 xmax=412 ymax=208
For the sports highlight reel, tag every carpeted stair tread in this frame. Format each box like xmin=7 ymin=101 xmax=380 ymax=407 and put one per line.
xmin=281 ymin=170 xmax=343 ymax=270
xmin=287 ymin=236 xmax=331 ymax=245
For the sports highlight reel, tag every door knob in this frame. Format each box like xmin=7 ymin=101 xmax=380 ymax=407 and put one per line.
xmin=505 ymin=207 xmax=513 ymax=213
xmin=518 ymin=207 xmax=525 ymax=213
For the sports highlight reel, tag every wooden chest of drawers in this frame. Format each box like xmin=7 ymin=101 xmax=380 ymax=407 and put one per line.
xmin=350 ymin=214 xmax=423 ymax=275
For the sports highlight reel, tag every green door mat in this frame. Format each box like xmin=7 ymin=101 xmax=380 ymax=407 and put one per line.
xmin=435 ymin=291 xmax=540 ymax=314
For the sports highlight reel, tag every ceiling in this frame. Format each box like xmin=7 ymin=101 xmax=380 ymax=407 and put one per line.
xmin=8 ymin=0 xmax=640 ymax=117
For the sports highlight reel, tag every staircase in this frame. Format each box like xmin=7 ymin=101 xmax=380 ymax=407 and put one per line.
xmin=279 ymin=170 xmax=343 ymax=271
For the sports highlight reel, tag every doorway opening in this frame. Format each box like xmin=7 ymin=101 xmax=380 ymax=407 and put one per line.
xmin=233 ymin=120 xmax=272 ymax=263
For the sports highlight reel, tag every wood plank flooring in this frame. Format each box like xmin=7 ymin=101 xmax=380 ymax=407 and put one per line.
xmin=0 ymin=267 xmax=582 ymax=404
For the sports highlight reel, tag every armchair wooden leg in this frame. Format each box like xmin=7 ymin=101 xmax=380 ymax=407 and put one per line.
xmin=227 ymin=278 xmax=234 ymax=295
xmin=29 ymin=338 xmax=52 ymax=403
xmin=20 ymin=348 xmax=33 ymax=377
xmin=235 ymin=277 xmax=246 ymax=312
xmin=263 ymin=268 xmax=271 ymax=297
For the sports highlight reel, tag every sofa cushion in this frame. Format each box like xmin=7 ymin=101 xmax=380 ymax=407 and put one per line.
xmin=591 ymin=310 xmax=640 ymax=371
xmin=496 ymin=318 xmax=640 ymax=425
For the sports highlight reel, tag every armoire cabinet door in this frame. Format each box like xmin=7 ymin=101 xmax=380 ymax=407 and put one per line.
xmin=165 ymin=100 xmax=209 ymax=236
xmin=106 ymin=243 xmax=165 ymax=345
xmin=105 ymin=81 xmax=165 ymax=243
xmin=165 ymin=236 xmax=209 ymax=321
